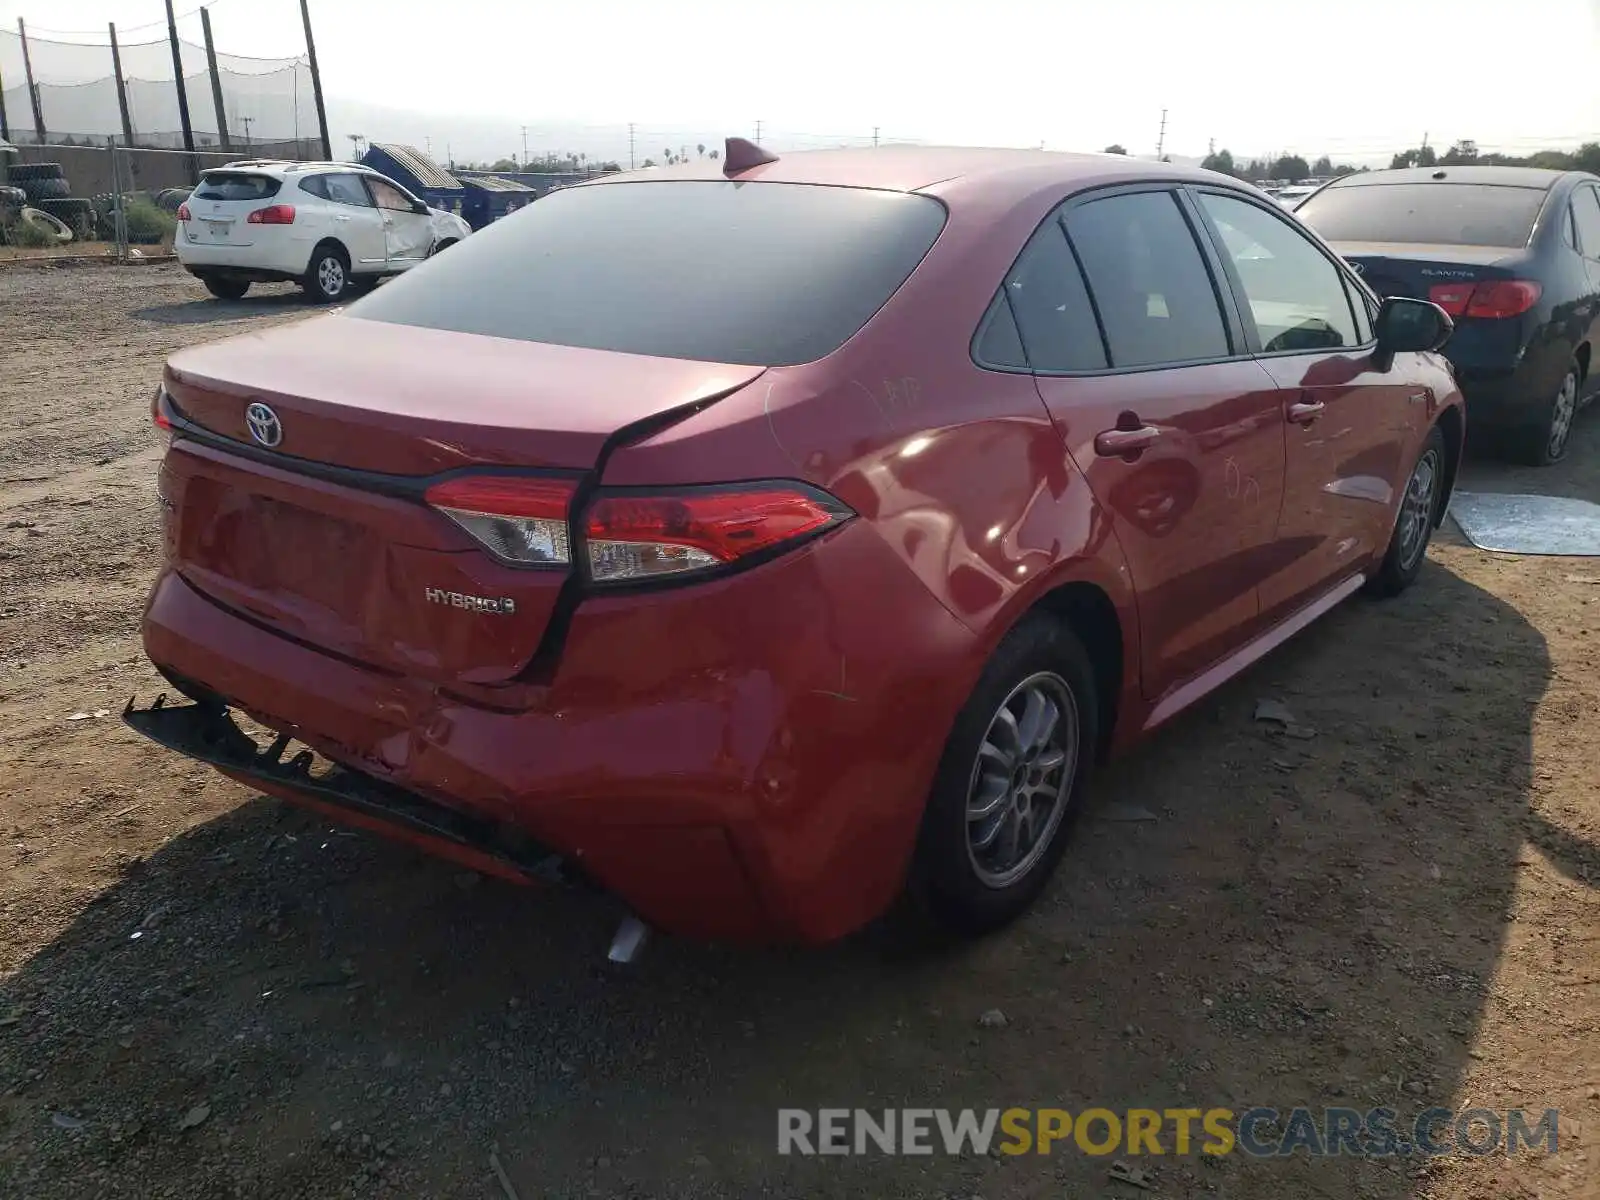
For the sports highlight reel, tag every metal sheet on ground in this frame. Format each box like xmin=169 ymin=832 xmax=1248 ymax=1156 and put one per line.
xmin=1449 ymin=491 xmax=1600 ymax=556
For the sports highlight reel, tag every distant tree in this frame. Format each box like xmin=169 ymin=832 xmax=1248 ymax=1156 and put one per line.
xmin=1391 ymin=144 xmax=1439 ymax=169
xmin=1333 ymin=163 xmax=1360 ymax=176
xmin=488 ymin=157 xmax=518 ymax=173
xmin=1573 ymin=143 xmax=1600 ymax=174
xmin=1441 ymin=139 xmax=1479 ymax=165
xmin=697 ymin=143 xmax=706 ymax=157
xmin=1160 ymin=155 xmax=1171 ymax=163
xmin=643 ymin=157 xmax=657 ymax=168
xmin=708 ymin=148 xmax=720 ymax=161
xmin=1102 ymin=143 xmax=1127 ymax=155
xmin=1270 ymin=154 xmax=1309 ymax=183
xmin=1239 ymin=158 xmax=1269 ymax=181
xmin=1312 ymin=155 xmax=1333 ymax=176
xmin=1201 ymin=148 xmax=1236 ymax=175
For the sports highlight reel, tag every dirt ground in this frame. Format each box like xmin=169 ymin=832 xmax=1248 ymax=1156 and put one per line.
xmin=1 ymin=262 xmax=1598 ymax=1200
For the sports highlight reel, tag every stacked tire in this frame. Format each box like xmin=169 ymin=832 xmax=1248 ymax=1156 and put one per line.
xmin=7 ymin=164 xmax=99 ymax=242
xmin=9 ymin=162 xmax=70 ymax=204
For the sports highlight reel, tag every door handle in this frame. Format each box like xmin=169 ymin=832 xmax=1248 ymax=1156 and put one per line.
xmin=1094 ymin=425 xmax=1162 ymax=457
xmin=1286 ymin=399 xmax=1325 ymax=425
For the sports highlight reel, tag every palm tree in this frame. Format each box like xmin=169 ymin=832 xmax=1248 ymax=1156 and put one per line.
xmin=697 ymin=143 xmax=706 ymax=158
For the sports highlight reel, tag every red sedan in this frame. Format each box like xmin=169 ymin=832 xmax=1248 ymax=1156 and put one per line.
xmin=129 ymin=141 xmax=1463 ymax=947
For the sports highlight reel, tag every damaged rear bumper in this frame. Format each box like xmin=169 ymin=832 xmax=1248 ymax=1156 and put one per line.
xmin=122 ymin=693 xmax=568 ymax=888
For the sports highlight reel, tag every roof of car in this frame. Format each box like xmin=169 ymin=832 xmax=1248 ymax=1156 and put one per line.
xmin=1326 ymin=165 xmax=1570 ymax=189
xmin=585 ymin=144 xmax=1230 ymax=200
xmin=209 ymin=160 xmax=383 ymax=176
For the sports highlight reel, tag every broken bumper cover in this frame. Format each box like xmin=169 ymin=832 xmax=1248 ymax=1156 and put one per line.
xmin=122 ymin=693 xmax=567 ymax=887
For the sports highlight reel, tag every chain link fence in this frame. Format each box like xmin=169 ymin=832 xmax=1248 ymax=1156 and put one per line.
xmin=2 ymin=140 xmax=318 ymax=261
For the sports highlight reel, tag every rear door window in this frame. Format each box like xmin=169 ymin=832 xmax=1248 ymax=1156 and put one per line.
xmin=349 ymin=180 xmax=948 ymax=366
xmin=1572 ymin=187 xmax=1600 ymax=260
xmin=321 ymin=174 xmax=374 ymax=207
xmin=192 ymin=172 xmax=280 ymax=202
xmin=1063 ymin=190 xmax=1231 ymax=368
xmin=1295 ymin=182 xmax=1547 ymax=248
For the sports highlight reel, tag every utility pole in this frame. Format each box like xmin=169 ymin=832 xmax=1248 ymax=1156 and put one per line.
xmin=873 ymin=126 xmax=879 ymax=148
xmin=628 ymin=122 xmax=636 ymax=170
xmin=1156 ymin=108 xmax=1168 ymax=160
xmin=1208 ymin=136 xmax=1215 ymax=157
xmin=521 ymin=125 xmax=529 ymax=169
xmin=755 ymin=119 xmax=763 ymax=144
xmin=347 ymin=132 xmax=363 ymax=160
xmin=299 ymin=0 xmax=332 ymax=160
xmin=240 ymin=114 xmax=254 ymax=145
xmin=160 ymin=2 xmax=196 ymax=177
xmin=424 ymin=135 xmax=431 ymax=158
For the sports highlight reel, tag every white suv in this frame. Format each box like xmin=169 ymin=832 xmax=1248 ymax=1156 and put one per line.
xmin=175 ymin=160 xmax=472 ymax=302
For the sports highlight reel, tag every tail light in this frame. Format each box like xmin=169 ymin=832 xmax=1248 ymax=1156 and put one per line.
xmin=176 ymin=202 xmax=191 ymax=221
xmin=1428 ymin=279 xmax=1540 ymax=320
xmin=151 ymin=386 xmax=172 ymax=432
xmin=1426 ymin=283 xmax=1474 ymax=318
xmin=424 ymin=477 xmax=853 ymax=583
xmin=584 ymin=486 xmax=851 ymax=582
xmin=247 ymin=204 xmax=296 ymax=225
xmin=424 ymin=476 xmax=575 ymax=566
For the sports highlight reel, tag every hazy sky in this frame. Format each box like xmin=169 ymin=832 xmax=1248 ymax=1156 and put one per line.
xmin=8 ymin=0 xmax=1600 ymax=161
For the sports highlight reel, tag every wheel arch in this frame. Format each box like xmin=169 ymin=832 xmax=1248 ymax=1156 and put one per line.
xmin=1026 ymin=579 xmax=1128 ymax=761
xmin=305 ymin=237 xmax=349 ymax=273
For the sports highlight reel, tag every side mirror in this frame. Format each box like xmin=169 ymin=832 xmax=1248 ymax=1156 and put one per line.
xmin=412 ymin=199 xmax=429 ymax=215
xmin=1375 ymin=296 xmax=1453 ymax=359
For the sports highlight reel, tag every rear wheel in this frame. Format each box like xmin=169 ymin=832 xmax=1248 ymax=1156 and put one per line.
xmin=201 ymin=276 xmax=250 ymax=301
xmin=1366 ymin=424 xmax=1446 ymax=598
xmin=904 ymin=615 xmax=1098 ymax=936
xmin=303 ymin=244 xmax=351 ymax=303
xmin=1511 ymin=362 xmax=1579 ymax=466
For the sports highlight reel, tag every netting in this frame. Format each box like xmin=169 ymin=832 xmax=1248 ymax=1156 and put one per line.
xmin=0 ymin=16 xmax=316 ymax=149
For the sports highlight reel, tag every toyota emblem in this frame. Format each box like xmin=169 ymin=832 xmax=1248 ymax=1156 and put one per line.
xmin=245 ymin=402 xmax=283 ymax=448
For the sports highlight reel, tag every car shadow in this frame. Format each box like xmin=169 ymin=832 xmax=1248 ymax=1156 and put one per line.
xmin=1456 ymin=397 xmax=1600 ymax=505
xmin=0 ymin=566 xmax=1573 ymax=1199
xmin=132 ymin=286 xmax=313 ymax=326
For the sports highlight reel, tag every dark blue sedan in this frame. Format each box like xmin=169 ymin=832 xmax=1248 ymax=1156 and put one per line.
xmin=1297 ymin=165 xmax=1599 ymax=465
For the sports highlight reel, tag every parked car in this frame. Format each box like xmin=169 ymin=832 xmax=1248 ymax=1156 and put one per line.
xmin=175 ymin=160 xmax=452 ymax=302
xmin=1296 ymin=165 xmax=1598 ymax=464
xmin=128 ymin=144 xmax=1462 ymax=949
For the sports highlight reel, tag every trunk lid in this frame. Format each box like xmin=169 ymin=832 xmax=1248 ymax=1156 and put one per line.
xmin=160 ymin=315 xmax=765 ymax=687
xmin=1329 ymin=240 xmax=1526 ymax=300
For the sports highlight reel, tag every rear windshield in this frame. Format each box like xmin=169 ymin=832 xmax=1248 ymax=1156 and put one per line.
xmin=193 ymin=172 xmax=281 ymax=202
xmin=1295 ymin=182 xmax=1547 ymax=248
xmin=347 ymin=180 xmax=948 ymax=366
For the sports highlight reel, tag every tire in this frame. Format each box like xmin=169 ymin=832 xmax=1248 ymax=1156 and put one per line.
xmin=8 ymin=162 xmax=65 ymax=183
xmin=1510 ymin=361 xmax=1580 ymax=466
xmin=201 ymin=276 xmax=250 ymax=301
xmin=1365 ymin=424 xmax=1447 ymax=598
xmin=904 ymin=615 xmax=1099 ymax=937
xmin=19 ymin=207 xmax=73 ymax=244
xmin=156 ymin=188 xmax=190 ymax=214
xmin=302 ymin=243 xmax=351 ymax=303
xmin=20 ymin=177 xmax=70 ymax=204
xmin=37 ymin=198 xmax=95 ymax=238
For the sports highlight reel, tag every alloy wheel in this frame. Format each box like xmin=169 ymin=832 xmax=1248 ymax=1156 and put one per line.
xmin=1396 ymin=447 xmax=1440 ymax=572
xmin=965 ymin=671 xmax=1078 ymax=889
xmin=318 ymin=256 xmax=345 ymax=299
xmin=1549 ymin=371 xmax=1578 ymax=461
